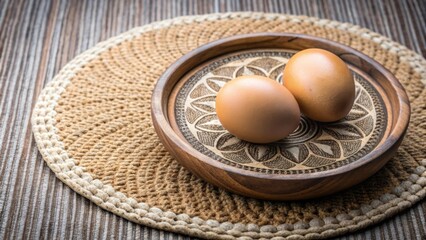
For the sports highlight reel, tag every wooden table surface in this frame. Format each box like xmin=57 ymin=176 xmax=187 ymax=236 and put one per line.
xmin=1 ymin=0 xmax=425 ymax=239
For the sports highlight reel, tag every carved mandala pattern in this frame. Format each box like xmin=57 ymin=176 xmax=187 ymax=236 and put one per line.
xmin=174 ymin=50 xmax=387 ymax=174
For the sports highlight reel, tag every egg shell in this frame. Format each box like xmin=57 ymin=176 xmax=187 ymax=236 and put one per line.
xmin=283 ymin=48 xmax=355 ymax=122
xmin=215 ymin=75 xmax=300 ymax=144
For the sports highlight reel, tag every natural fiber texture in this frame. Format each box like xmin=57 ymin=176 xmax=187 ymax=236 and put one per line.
xmin=32 ymin=13 xmax=426 ymax=239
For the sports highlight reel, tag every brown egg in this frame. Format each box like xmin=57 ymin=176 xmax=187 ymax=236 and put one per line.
xmin=216 ymin=75 xmax=300 ymax=144
xmin=283 ymin=48 xmax=355 ymax=122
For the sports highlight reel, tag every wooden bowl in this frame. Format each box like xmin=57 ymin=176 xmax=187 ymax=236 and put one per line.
xmin=151 ymin=33 xmax=410 ymax=200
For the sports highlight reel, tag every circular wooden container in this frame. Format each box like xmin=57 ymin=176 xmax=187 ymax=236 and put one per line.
xmin=151 ymin=33 xmax=410 ymax=200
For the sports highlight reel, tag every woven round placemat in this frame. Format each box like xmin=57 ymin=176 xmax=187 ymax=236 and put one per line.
xmin=32 ymin=12 xmax=426 ymax=239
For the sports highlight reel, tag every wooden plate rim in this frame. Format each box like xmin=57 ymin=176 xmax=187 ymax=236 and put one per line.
xmin=151 ymin=32 xmax=410 ymax=180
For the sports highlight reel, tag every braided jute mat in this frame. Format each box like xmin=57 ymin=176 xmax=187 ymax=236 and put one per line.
xmin=32 ymin=12 xmax=426 ymax=239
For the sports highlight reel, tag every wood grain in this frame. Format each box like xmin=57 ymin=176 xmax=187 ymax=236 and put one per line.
xmin=0 ymin=0 xmax=425 ymax=239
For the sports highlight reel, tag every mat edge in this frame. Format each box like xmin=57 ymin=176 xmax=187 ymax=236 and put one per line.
xmin=31 ymin=12 xmax=426 ymax=240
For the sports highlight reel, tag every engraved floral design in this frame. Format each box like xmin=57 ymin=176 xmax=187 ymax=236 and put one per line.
xmin=176 ymin=51 xmax=385 ymax=173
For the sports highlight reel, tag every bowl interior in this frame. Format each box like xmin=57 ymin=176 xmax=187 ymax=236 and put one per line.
xmin=167 ymin=48 xmax=390 ymax=175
